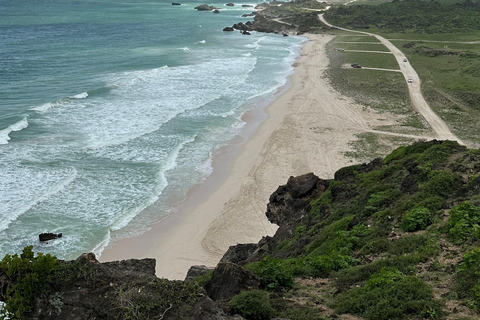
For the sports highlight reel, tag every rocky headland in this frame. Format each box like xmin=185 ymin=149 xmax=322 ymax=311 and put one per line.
xmin=3 ymin=140 xmax=480 ymax=319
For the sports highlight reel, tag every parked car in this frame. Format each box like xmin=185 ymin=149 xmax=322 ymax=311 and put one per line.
xmin=351 ymin=63 xmax=362 ymax=68
xmin=407 ymin=78 xmax=413 ymax=83
xmin=403 ymin=58 xmax=408 ymax=62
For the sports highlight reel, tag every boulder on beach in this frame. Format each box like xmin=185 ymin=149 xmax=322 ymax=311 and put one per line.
xmin=194 ymin=4 xmax=218 ymax=11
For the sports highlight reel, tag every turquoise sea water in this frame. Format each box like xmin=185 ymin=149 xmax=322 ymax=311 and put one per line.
xmin=0 ymin=0 xmax=304 ymax=259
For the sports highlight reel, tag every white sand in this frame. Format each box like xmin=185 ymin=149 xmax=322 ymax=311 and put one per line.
xmin=100 ymin=34 xmax=401 ymax=279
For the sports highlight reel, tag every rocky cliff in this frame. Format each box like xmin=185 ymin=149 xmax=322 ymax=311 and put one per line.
xmin=2 ymin=140 xmax=480 ymax=320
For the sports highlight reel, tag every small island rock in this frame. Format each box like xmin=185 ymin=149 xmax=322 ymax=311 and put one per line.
xmin=194 ymin=4 xmax=218 ymax=11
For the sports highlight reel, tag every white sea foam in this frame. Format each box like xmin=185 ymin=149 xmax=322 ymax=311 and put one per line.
xmin=30 ymin=102 xmax=54 ymax=113
xmin=92 ymin=135 xmax=197 ymax=257
xmin=0 ymin=117 xmax=29 ymax=145
xmin=71 ymin=92 xmax=88 ymax=99
xmin=0 ymin=167 xmax=78 ymax=233
xmin=195 ymin=40 xmax=206 ymax=44
xmin=179 ymin=47 xmax=190 ymax=51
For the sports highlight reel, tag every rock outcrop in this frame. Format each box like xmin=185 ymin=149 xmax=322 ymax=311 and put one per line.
xmin=205 ymin=263 xmax=260 ymax=301
xmin=39 ymin=233 xmax=62 ymax=242
xmin=194 ymin=4 xmax=219 ymax=11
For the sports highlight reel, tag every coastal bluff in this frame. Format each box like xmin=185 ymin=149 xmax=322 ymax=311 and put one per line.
xmin=2 ymin=140 xmax=480 ymax=319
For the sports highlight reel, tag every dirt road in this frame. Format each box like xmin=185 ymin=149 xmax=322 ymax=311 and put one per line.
xmin=319 ymin=14 xmax=463 ymax=145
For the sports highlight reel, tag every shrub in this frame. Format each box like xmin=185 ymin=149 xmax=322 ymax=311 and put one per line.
xmin=455 ymin=247 xmax=480 ymax=304
xmin=228 ymin=290 xmax=275 ymax=320
xmin=245 ymin=257 xmax=294 ymax=290
xmin=305 ymin=253 xmax=358 ymax=277
xmin=359 ymin=238 xmax=391 ymax=255
xmin=421 ymin=170 xmax=462 ymax=198
xmin=0 ymin=246 xmax=59 ymax=319
xmin=335 ymin=268 xmax=441 ymax=320
xmin=402 ymin=207 xmax=433 ymax=232
xmin=447 ymin=201 xmax=480 ymax=242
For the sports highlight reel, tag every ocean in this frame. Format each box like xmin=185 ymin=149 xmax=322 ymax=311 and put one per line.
xmin=0 ymin=0 xmax=305 ymax=260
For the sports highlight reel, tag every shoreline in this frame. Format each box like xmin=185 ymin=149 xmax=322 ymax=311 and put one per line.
xmin=100 ymin=33 xmax=388 ymax=279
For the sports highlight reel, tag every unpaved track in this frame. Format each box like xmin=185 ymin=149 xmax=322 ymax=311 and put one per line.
xmin=343 ymin=49 xmax=392 ymax=54
xmin=320 ymin=14 xmax=464 ymax=144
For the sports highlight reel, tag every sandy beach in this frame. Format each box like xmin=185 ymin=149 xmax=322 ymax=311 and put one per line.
xmin=100 ymin=33 xmax=401 ymax=279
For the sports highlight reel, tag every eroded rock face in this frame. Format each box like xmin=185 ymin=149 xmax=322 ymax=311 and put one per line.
xmin=205 ymin=263 xmax=260 ymax=301
xmin=267 ymin=173 xmax=328 ymax=227
xmin=220 ymin=243 xmax=258 ymax=265
xmin=185 ymin=265 xmax=214 ymax=281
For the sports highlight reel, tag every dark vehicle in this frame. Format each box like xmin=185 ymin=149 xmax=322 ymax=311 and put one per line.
xmin=352 ymin=64 xmax=362 ymax=68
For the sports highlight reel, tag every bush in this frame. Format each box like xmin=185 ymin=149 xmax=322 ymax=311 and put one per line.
xmin=0 ymin=246 xmax=59 ymax=319
xmin=402 ymin=207 xmax=433 ymax=232
xmin=455 ymin=247 xmax=480 ymax=304
xmin=447 ymin=201 xmax=480 ymax=242
xmin=245 ymin=257 xmax=294 ymax=290
xmin=228 ymin=290 xmax=275 ymax=320
xmin=335 ymin=267 xmax=441 ymax=320
xmin=421 ymin=170 xmax=462 ymax=198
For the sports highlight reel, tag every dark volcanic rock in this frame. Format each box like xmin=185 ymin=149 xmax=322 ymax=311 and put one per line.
xmin=194 ymin=4 xmax=218 ymax=11
xmin=232 ymin=22 xmax=250 ymax=31
xmin=213 ymin=9 xmax=220 ymax=13
xmin=242 ymin=30 xmax=251 ymax=35
xmin=4 ymin=253 xmax=243 ymax=320
xmin=185 ymin=265 xmax=214 ymax=281
xmin=172 ymin=2 xmax=181 ymax=5
xmin=223 ymin=26 xmax=235 ymax=31
xmin=205 ymin=262 xmax=260 ymax=301
xmin=226 ymin=2 xmax=235 ymax=6
xmin=39 ymin=233 xmax=62 ymax=242
xmin=286 ymin=172 xmax=320 ymax=198
xmin=242 ymin=4 xmax=253 ymax=7
xmin=220 ymin=243 xmax=258 ymax=265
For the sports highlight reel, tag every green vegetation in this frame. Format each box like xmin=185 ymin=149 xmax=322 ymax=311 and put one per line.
xmin=402 ymin=206 xmax=433 ymax=231
xmin=234 ymin=140 xmax=480 ymax=319
xmin=325 ymin=0 xmax=480 ymax=33
xmin=253 ymin=0 xmax=330 ymax=33
xmin=324 ymin=0 xmax=480 ymax=144
xmin=394 ymin=40 xmax=480 ymax=142
xmin=0 ymin=246 xmax=59 ymax=319
xmin=446 ymin=201 xmax=480 ymax=242
xmin=245 ymin=256 xmax=295 ymax=290
xmin=228 ymin=290 xmax=275 ymax=320
xmin=335 ymin=267 xmax=442 ymax=319
xmin=4 ymin=141 xmax=480 ymax=319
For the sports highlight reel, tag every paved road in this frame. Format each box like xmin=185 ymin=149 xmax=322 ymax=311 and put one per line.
xmin=319 ymin=14 xmax=463 ymax=144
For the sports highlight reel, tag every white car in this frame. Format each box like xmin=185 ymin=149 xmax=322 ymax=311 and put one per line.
xmin=407 ymin=78 xmax=413 ymax=83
